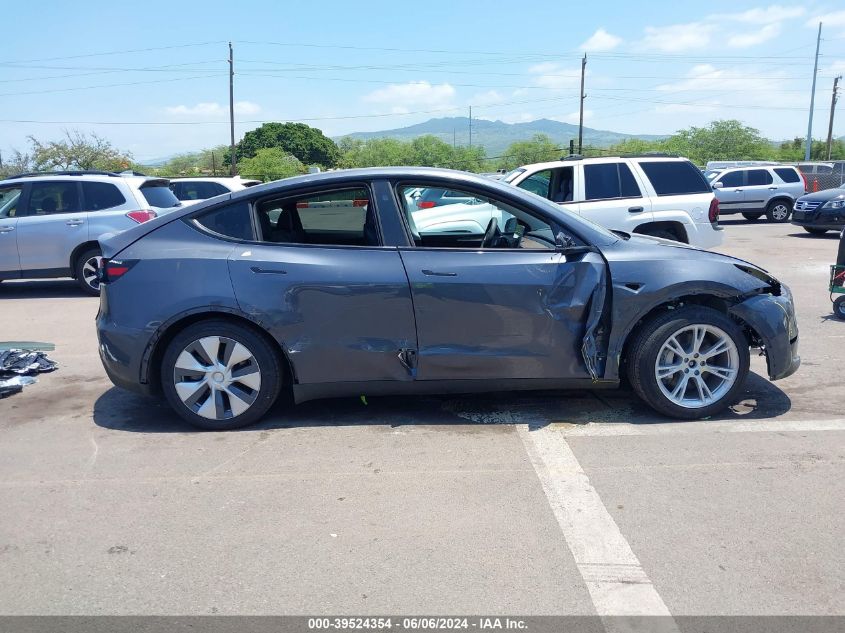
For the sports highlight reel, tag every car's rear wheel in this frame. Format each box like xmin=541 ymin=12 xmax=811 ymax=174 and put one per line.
xmin=74 ymin=247 xmax=101 ymax=296
xmin=637 ymin=227 xmax=678 ymax=241
xmin=161 ymin=320 xmax=283 ymax=430
xmin=741 ymin=212 xmax=762 ymax=221
xmin=803 ymin=227 xmax=829 ymax=236
xmin=834 ymin=296 xmax=845 ymax=320
xmin=628 ymin=306 xmax=750 ymax=419
xmin=765 ymin=200 xmax=792 ymax=223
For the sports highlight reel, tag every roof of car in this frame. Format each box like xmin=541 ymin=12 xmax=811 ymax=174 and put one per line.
xmin=514 ymin=155 xmax=691 ymax=172
xmin=0 ymin=171 xmax=168 ymax=187
xmin=169 ymin=176 xmax=262 ymax=184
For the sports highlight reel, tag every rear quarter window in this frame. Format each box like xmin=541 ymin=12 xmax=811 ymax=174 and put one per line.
xmin=773 ymin=168 xmax=801 ymax=183
xmin=193 ymin=201 xmax=254 ymax=241
xmin=639 ymin=161 xmax=711 ymax=196
xmin=82 ymin=182 xmax=126 ymax=210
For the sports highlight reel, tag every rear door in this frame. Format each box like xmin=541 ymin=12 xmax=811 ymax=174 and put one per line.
xmin=576 ymin=161 xmax=653 ymax=232
xmin=0 ymin=184 xmax=23 ymax=276
xmin=225 ymin=184 xmax=418 ymax=385
xmin=16 ymin=180 xmax=86 ymax=273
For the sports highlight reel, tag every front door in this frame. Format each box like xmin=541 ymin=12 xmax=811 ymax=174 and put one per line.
xmin=0 ymin=184 xmax=23 ymax=276
xmin=16 ymin=181 xmax=87 ymax=274
xmin=713 ymin=170 xmax=746 ymax=213
xmin=225 ymin=185 xmax=417 ymax=385
xmin=395 ymin=183 xmax=605 ymax=381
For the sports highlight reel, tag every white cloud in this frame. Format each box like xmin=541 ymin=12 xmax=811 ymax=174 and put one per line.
xmin=552 ymin=110 xmax=594 ymax=124
xmin=726 ymin=22 xmax=782 ymax=48
xmin=805 ymin=10 xmax=845 ymax=27
xmin=470 ymin=90 xmax=505 ymax=107
xmin=580 ymin=28 xmax=622 ymax=52
xmin=361 ymin=81 xmax=455 ymax=113
xmin=711 ymin=5 xmax=804 ymax=23
xmin=165 ymin=101 xmax=261 ymax=117
xmin=527 ymin=63 xmax=581 ymax=90
xmin=639 ymin=22 xmax=715 ymax=52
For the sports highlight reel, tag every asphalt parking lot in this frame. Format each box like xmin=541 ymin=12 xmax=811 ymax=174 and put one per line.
xmin=0 ymin=220 xmax=843 ymax=619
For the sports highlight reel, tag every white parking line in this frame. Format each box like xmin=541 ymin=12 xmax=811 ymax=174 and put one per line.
xmin=518 ymin=425 xmax=679 ymax=628
xmin=552 ymin=418 xmax=845 ymax=437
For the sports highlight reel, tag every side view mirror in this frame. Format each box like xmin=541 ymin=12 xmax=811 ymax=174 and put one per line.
xmin=556 ymin=231 xmax=596 ymax=255
xmin=504 ymin=217 xmax=519 ymax=235
xmin=713 ymin=182 xmax=724 ymax=189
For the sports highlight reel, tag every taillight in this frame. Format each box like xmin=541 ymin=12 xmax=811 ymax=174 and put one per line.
xmin=708 ymin=197 xmax=720 ymax=224
xmin=126 ymin=210 xmax=157 ymax=223
xmin=97 ymin=258 xmax=138 ymax=284
xmin=416 ymin=201 xmax=437 ymax=209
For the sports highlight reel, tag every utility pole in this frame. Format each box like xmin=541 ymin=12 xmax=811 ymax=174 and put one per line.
xmin=211 ymin=151 xmax=217 ymax=177
xmin=805 ymin=23 xmax=822 ymax=161
xmin=468 ymin=105 xmax=472 ymax=149
xmin=826 ymin=75 xmax=841 ymax=160
xmin=228 ymin=41 xmax=236 ymax=176
xmin=578 ymin=53 xmax=587 ymax=154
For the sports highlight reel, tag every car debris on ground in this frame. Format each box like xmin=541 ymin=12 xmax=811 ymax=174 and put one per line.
xmin=0 ymin=346 xmax=58 ymax=398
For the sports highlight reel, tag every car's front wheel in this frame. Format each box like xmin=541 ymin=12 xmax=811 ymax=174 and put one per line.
xmin=628 ymin=307 xmax=750 ymax=419
xmin=161 ymin=320 xmax=283 ymax=430
xmin=765 ymin=200 xmax=792 ymax=223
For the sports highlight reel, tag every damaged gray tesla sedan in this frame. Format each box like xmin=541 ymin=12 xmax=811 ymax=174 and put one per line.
xmin=95 ymin=167 xmax=799 ymax=430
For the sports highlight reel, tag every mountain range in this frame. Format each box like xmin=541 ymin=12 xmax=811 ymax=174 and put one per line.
xmin=336 ymin=117 xmax=666 ymax=156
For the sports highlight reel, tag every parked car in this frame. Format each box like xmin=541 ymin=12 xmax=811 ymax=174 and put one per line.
xmin=0 ymin=171 xmax=180 ymax=295
xmin=502 ymin=156 xmax=723 ymax=249
xmin=169 ymin=177 xmax=261 ymax=204
xmin=95 ymin=167 xmax=799 ymax=430
xmin=708 ymin=165 xmax=805 ymax=223
xmin=797 ymin=162 xmax=845 ymax=192
xmin=791 ymin=184 xmax=845 ymax=235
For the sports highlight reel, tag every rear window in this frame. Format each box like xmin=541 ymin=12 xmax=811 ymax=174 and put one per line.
xmin=82 ymin=182 xmax=126 ymax=211
xmin=774 ymin=168 xmax=801 ymax=183
xmin=639 ymin=161 xmax=711 ymax=196
xmin=140 ymin=184 xmax=180 ymax=208
xmin=173 ymin=181 xmax=229 ymax=201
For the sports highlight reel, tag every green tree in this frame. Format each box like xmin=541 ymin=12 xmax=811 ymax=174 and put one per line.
xmin=237 ymin=147 xmax=304 ymax=181
xmin=29 ymin=130 xmax=132 ymax=171
xmin=337 ymin=137 xmax=416 ymax=167
xmin=160 ymin=145 xmax=229 ymax=176
xmin=498 ymin=134 xmax=561 ymax=170
xmin=606 ymin=138 xmax=667 ymax=155
xmin=0 ymin=149 xmax=32 ymax=178
xmin=661 ymin=120 xmax=773 ymax=165
xmin=234 ymin=122 xmax=340 ymax=167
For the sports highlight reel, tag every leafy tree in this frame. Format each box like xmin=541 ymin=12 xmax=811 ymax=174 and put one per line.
xmin=29 ymin=130 xmax=132 ymax=171
xmin=234 ymin=122 xmax=340 ymax=167
xmin=661 ymin=120 xmax=773 ymax=166
xmin=0 ymin=149 xmax=32 ymax=178
xmin=606 ymin=138 xmax=666 ymax=155
xmin=337 ymin=135 xmax=487 ymax=171
xmin=237 ymin=147 xmax=304 ymax=181
xmin=776 ymin=137 xmax=845 ymax=161
xmin=160 ymin=145 xmax=229 ymax=176
xmin=498 ymin=134 xmax=562 ymax=170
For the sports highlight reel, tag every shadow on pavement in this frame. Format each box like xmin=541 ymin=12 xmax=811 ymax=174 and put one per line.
xmin=0 ymin=279 xmax=91 ymax=299
xmin=93 ymin=371 xmax=792 ymax=434
xmin=786 ymin=231 xmax=840 ymax=240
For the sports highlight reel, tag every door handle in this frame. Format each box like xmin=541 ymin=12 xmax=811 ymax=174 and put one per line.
xmin=628 ymin=206 xmax=644 ymax=213
xmin=768 ymin=186 xmax=778 ymax=190
xmin=250 ymin=266 xmax=287 ymax=275
xmin=421 ymin=269 xmax=457 ymax=277
xmin=734 ymin=189 xmax=743 ymax=192
xmin=66 ymin=219 xmax=84 ymax=226
xmin=0 ymin=226 xmax=14 ymax=233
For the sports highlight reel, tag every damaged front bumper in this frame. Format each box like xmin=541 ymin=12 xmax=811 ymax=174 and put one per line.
xmin=729 ymin=285 xmax=800 ymax=381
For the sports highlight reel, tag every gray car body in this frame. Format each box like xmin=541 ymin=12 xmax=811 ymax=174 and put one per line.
xmin=96 ymin=167 xmax=799 ymax=404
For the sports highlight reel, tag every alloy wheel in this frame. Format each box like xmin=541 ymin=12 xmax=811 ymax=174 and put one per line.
xmin=82 ymin=256 xmax=100 ymax=291
xmin=654 ymin=324 xmax=740 ymax=409
xmin=172 ymin=336 xmax=262 ymax=420
xmin=770 ymin=203 xmax=789 ymax=221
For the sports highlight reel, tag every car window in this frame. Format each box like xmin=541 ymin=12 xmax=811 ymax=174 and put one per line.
xmin=398 ymin=184 xmax=556 ymax=250
xmin=718 ymin=171 xmax=744 ymax=188
xmin=584 ymin=163 xmax=641 ymax=201
xmin=82 ymin=182 xmax=126 ymax=211
xmin=774 ymin=168 xmax=801 ymax=183
xmin=746 ymin=169 xmax=773 ymax=186
xmin=639 ymin=161 xmax=711 ymax=196
xmin=193 ymin=201 xmax=253 ymax=241
xmin=173 ymin=181 xmax=229 ymax=201
xmin=517 ymin=170 xmax=552 ymax=198
xmin=26 ymin=182 xmax=81 ymax=215
xmin=139 ymin=183 xmax=180 ymax=208
xmin=256 ymin=187 xmax=377 ymax=247
xmin=0 ymin=185 xmax=23 ymax=218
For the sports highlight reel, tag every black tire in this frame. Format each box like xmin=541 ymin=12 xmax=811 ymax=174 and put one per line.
xmin=637 ymin=227 xmax=678 ymax=241
xmin=161 ymin=319 xmax=283 ymax=430
xmin=627 ymin=306 xmax=750 ymax=419
xmin=834 ymin=296 xmax=845 ymax=320
xmin=803 ymin=227 xmax=829 ymax=236
xmin=765 ymin=199 xmax=792 ymax=223
xmin=741 ymin=212 xmax=762 ymax=221
xmin=74 ymin=247 xmax=101 ymax=296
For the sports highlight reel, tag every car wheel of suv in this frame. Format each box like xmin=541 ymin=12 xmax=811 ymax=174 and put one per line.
xmin=74 ymin=247 xmax=101 ymax=296
xmin=628 ymin=306 xmax=750 ymax=419
xmin=765 ymin=200 xmax=792 ymax=223
xmin=803 ymin=227 xmax=829 ymax=236
xmin=742 ymin=212 xmax=762 ymax=221
xmin=834 ymin=296 xmax=845 ymax=320
xmin=161 ymin=320 xmax=283 ymax=430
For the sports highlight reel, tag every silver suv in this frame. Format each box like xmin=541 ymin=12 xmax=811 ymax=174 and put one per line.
xmin=708 ymin=165 xmax=806 ymax=223
xmin=0 ymin=171 xmax=180 ymax=295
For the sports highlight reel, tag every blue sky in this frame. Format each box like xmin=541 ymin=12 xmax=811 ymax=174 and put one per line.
xmin=2 ymin=0 xmax=844 ymax=161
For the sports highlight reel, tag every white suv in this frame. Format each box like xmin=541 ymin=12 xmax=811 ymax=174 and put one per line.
xmin=0 ymin=171 xmax=180 ymax=295
xmin=503 ymin=156 xmax=723 ymax=249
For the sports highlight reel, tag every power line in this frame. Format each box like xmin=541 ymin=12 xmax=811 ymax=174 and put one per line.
xmin=0 ymin=74 xmax=227 ymax=98
xmin=0 ymin=41 xmax=226 ymax=65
